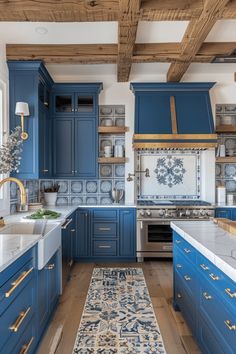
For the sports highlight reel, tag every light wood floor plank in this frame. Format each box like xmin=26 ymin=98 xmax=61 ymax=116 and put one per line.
xmin=37 ymin=260 xmax=200 ymax=354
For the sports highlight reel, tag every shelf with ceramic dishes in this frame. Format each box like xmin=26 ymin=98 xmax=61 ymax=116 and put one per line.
xmin=98 ymin=126 xmax=128 ymax=134
xmin=98 ymin=157 xmax=128 ymax=164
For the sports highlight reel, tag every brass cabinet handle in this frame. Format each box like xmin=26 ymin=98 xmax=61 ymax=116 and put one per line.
xmin=203 ymin=292 xmax=212 ymax=300
xmin=61 ymin=218 xmax=73 ymax=229
xmin=98 ymin=227 xmax=111 ymax=231
xmin=20 ymin=337 xmax=34 ymax=354
xmin=5 ymin=267 xmax=33 ymax=298
xmin=9 ymin=307 xmax=31 ymax=332
xmin=200 ymin=264 xmax=209 ymax=271
xmin=44 ymin=102 xmax=49 ymax=106
xmin=176 ymin=264 xmax=182 ymax=269
xmin=45 ymin=263 xmax=55 ymax=270
xmin=68 ymin=260 xmax=73 ymax=267
xmin=225 ymin=288 xmax=236 ymax=298
xmin=209 ymin=273 xmax=219 ymax=281
xmin=98 ymin=245 xmax=111 ymax=249
xmin=71 ymin=229 xmax=76 ymax=233
xmin=184 ymin=248 xmax=191 ymax=254
xmin=177 ymin=293 xmax=182 ymax=299
xmin=184 ymin=275 xmax=191 ymax=281
xmin=224 ymin=320 xmax=236 ymax=331
xmin=42 ymin=169 xmax=49 ymax=172
xmin=176 ymin=240 xmax=181 ymax=244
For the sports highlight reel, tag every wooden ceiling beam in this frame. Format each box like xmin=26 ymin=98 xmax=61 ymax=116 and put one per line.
xmin=117 ymin=0 xmax=140 ymax=82
xmin=167 ymin=0 xmax=231 ymax=82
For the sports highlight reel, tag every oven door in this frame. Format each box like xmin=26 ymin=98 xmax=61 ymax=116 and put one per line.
xmin=137 ymin=219 xmax=173 ymax=256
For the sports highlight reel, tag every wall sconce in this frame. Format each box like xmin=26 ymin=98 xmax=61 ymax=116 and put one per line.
xmin=127 ymin=168 xmax=150 ymax=182
xmin=15 ymin=102 xmax=30 ymax=140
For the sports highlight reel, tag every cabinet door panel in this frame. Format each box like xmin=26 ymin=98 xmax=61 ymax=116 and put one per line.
xmin=53 ymin=118 xmax=74 ymax=177
xmin=38 ymin=267 xmax=48 ymax=337
xmin=215 ymin=209 xmax=231 ymax=219
xmin=39 ymin=104 xmax=51 ymax=178
xmin=75 ymin=93 xmax=95 ymax=115
xmin=119 ymin=209 xmax=136 ymax=258
xmin=74 ymin=118 xmax=97 ymax=178
xmin=53 ymin=93 xmax=74 ymax=115
xmin=75 ymin=209 xmax=90 ymax=258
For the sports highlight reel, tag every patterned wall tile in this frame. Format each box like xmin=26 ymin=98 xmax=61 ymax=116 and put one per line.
xmin=86 ymin=181 xmax=98 ymax=193
xmin=99 ymin=164 xmax=113 ymax=178
xmin=100 ymin=180 xmax=112 ymax=193
xmin=86 ymin=196 xmax=98 ymax=205
xmin=114 ymin=164 xmax=125 ymax=178
xmin=10 ymin=182 xmax=18 ymax=199
xmin=71 ymin=196 xmax=84 ymax=205
xmin=56 ymin=180 xmax=69 ymax=194
xmin=56 ymin=196 xmax=70 ymax=206
xmin=71 ymin=181 xmax=84 ymax=194
xmin=100 ymin=196 xmax=113 ymax=205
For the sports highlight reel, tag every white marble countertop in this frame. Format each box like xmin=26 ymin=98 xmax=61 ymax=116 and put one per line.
xmin=171 ymin=220 xmax=236 ymax=282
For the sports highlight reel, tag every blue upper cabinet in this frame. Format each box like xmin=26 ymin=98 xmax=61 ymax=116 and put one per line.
xmin=52 ymin=83 xmax=102 ymax=179
xmin=130 ymin=82 xmax=216 ymax=136
xmin=8 ymin=61 xmax=53 ymax=179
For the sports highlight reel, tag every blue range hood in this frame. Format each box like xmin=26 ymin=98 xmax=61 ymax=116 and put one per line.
xmin=130 ymin=82 xmax=217 ymax=149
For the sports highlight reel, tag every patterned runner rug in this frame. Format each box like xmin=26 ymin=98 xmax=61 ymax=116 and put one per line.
xmin=72 ymin=268 xmax=166 ymax=354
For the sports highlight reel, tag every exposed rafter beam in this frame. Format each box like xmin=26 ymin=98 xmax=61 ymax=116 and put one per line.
xmin=167 ymin=0 xmax=231 ymax=82
xmin=117 ymin=0 xmax=140 ymax=82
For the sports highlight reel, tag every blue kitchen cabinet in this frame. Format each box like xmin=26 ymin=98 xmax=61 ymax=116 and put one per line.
xmin=173 ymin=231 xmax=236 ymax=354
xmin=215 ymin=207 xmax=236 ymax=220
xmin=37 ymin=251 xmax=60 ymax=340
xmin=62 ymin=212 xmax=76 ymax=288
xmin=74 ymin=208 xmax=90 ymax=259
xmin=119 ymin=208 xmax=136 ymax=258
xmin=8 ymin=61 xmax=53 ymax=179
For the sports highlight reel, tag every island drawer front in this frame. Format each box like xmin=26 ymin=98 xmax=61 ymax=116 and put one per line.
xmin=197 ymin=253 xmax=236 ymax=311
xmin=0 ymin=278 xmax=35 ymax=352
xmin=93 ymin=240 xmax=117 ymax=256
xmin=199 ymin=282 xmax=236 ymax=352
xmin=0 ymin=258 xmax=35 ymax=316
xmin=93 ymin=222 xmax=117 ymax=237
xmin=174 ymin=249 xmax=197 ymax=295
xmin=198 ymin=314 xmax=232 ymax=354
xmin=92 ymin=209 xmax=118 ymax=220
xmin=175 ymin=272 xmax=196 ymax=333
xmin=173 ymin=232 xmax=196 ymax=264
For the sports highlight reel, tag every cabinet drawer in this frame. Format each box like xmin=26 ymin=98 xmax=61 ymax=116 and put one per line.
xmin=93 ymin=209 xmax=117 ymax=220
xmin=197 ymin=253 xmax=236 ymax=311
xmin=93 ymin=240 xmax=117 ymax=256
xmin=10 ymin=316 xmax=36 ymax=354
xmin=0 ymin=259 xmax=34 ymax=316
xmin=174 ymin=249 xmax=197 ymax=295
xmin=199 ymin=282 xmax=236 ymax=352
xmin=173 ymin=232 xmax=196 ymax=264
xmin=93 ymin=222 xmax=117 ymax=237
xmin=0 ymin=279 xmax=35 ymax=351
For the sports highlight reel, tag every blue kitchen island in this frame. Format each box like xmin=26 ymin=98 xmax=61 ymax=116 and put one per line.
xmin=171 ymin=220 xmax=236 ymax=354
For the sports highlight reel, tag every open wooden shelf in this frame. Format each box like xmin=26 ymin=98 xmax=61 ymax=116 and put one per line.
xmin=216 ymin=156 xmax=236 ymax=163
xmin=98 ymin=126 xmax=128 ymax=134
xmin=216 ymin=125 xmax=236 ymax=133
xmin=98 ymin=157 xmax=127 ymax=164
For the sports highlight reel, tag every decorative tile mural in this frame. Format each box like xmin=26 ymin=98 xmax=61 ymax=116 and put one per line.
xmin=137 ymin=150 xmax=201 ymax=200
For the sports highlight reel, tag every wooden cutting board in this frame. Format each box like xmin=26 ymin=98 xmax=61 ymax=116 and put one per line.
xmin=212 ymin=218 xmax=236 ymax=236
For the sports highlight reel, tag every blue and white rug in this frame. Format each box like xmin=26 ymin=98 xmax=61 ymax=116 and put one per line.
xmin=72 ymin=268 xmax=166 ymax=354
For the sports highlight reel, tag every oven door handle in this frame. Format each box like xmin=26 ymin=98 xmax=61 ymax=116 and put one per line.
xmin=140 ymin=221 xmax=143 ymax=230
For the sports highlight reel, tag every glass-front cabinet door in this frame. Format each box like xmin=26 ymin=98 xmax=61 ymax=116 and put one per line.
xmin=75 ymin=94 xmax=95 ymax=115
xmin=53 ymin=93 xmax=74 ymax=115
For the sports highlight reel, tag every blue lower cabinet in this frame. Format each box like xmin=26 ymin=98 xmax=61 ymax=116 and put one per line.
xmin=173 ymin=231 xmax=236 ymax=353
xmin=37 ymin=251 xmax=60 ymax=340
xmin=74 ymin=207 xmax=136 ymax=261
xmin=215 ymin=207 xmax=236 ymax=221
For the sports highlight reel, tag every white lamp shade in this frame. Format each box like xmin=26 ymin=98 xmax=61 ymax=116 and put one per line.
xmin=15 ymin=102 xmax=30 ymax=116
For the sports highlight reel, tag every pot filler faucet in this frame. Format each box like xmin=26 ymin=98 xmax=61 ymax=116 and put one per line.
xmin=127 ymin=168 xmax=150 ymax=182
xmin=0 ymin=177 xmax=28 ymax=212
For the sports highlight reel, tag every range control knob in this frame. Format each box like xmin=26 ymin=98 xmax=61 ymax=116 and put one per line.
xmin=158 ymin=209 xmax=165 ymax=217
xmin=192 ymin=210 xmax=199 ymax=216
xmin=200 ymin=209 xmax=206 ymax=216
xmin=185 ymin=209 xmax=191 ymax=217
xmin=146 ymin=209 xmax=152 ymax=217
xmin=179 ymin=210 xmax=185 ymax=217
xmin=139 ymin=210 xmax=145 ymax=217
xmin=206 ymin=210 xmax=213 ymax=216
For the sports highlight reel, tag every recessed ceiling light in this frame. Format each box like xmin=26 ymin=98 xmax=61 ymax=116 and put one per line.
xmin=35 ymin=26 xmax=48 ymax=35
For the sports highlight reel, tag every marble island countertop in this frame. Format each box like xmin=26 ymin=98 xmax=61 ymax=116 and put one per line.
xmin=171 ymin=220 xmax=236 ymax=282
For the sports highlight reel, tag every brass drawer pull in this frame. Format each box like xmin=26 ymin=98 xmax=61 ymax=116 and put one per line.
xmin=209 ymin=273 xmax=219 ymax=281
xmin=225 ymin=288 xmax=236 ymax=298
xmin=45 ymin=263 xmax=55 ymax=270
xmin=176 ymin=264 xmax=182 ymax=269
xmin=5 ymin=267 xmax=33 ymax=298
xmin=68 ymin=260 xmax=73 ymax=267
xmin=9 ymin=307 xmax=31 ymax=332
xmin=224 ymin=320 xmax=236 ymax=331
xmin=177 ymin=293 xmax=182 ymax=299
xmin=184 ymin=275 xmax=191 ymax=281
xmin=20 ymin=337 xmax=34 ymax=354
xmin=71 ymin=229 xmax=76 ymax=233
xmin=200 ymin=264 xmax=209 ymax=271
xmin=176 ymin=240 xmax=181 ymax=244
xmin=184 ymin=248 xmax=191 ymax=254
xmin=61 ymin=218 xmax=72 ymax=229
xmin=98 ymin=245 xmax=111 ymax=249
xmin=203 ymin=292 xmax=212 ymax=300
xmin=98 ymin=227 xmax=111 ymax=231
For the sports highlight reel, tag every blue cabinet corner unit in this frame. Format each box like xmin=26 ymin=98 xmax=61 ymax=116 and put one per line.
xmin=8 ymin=60 xmax=103 ymax=179
xmin=215 ymin=207 xmax=236 ymax=220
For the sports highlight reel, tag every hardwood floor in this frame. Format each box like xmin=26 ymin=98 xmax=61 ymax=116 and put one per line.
xmin=37 ymin=260 xmax=201 ymax=354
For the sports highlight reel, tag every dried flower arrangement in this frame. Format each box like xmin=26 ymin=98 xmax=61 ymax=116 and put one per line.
xmin=44 ymin=183 xmax=60 ymax=193
xmin=0 ymin=126 xmax=23 ymax=174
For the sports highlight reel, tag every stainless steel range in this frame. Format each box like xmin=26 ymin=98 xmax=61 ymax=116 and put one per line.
xmin=137 ymin=200 xmax=214 ymax=260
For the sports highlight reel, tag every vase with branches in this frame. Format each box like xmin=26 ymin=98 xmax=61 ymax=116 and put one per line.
xmin=0 ymin=126 xmax=23 ymax=174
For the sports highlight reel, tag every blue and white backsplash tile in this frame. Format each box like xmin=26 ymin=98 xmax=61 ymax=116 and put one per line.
xmin=137 ymin=150 xmax=201 ymax=200
xmin=71 ymin=180 xmax=84 ymax=194
xmin=86 ymin=181 xmax=98 ymax=193
xmin=99 ymin=164 xmax=113 ymax=178
xmin=100 ymin=180 xmax=112 ymax=193
xmin=55 ymin=180 xmax=69 ymax=194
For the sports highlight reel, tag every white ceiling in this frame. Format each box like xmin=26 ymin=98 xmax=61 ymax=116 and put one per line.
xmin=0 ymin=20 xmax=236 ymax=79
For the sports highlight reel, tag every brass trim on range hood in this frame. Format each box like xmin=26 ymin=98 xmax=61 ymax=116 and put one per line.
xmin=133 ymin=134 xmax=218 ymax=140
xmin=133 ymin=142 xmax=217 ymax=149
